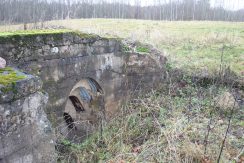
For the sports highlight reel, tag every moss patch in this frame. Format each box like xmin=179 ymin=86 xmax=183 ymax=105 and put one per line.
xmin=0 ymin=29 xmax=98 ymax=44
xmin=136 ymin=45 xmax=150 ymax=53
xmin=0 ymin=29 xmax=68 ymax=44
xmin=0 ymin=67 xmax=26 ymax=86
xmin=0 ymin=29 xmax=71 ymax=37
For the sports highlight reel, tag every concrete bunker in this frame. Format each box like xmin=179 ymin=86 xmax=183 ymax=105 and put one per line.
xmin=62 ymin=77 xmax=105 ymax=142
xmin=0 ymin=31 xmax=167 ymax=161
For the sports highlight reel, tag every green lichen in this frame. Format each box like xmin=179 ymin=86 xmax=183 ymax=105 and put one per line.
xmin=0 ymin=67 xmax=26 ymax=86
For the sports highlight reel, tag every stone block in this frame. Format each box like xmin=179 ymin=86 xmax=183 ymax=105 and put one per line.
xmin=0 ymin=57 xmax=6 ymax=69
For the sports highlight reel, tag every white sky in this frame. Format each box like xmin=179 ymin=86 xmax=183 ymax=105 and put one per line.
xmin=210 ymin=0 xmax=244 ymax=10
xmin=126 ymin=0 xmax=244 ymax=11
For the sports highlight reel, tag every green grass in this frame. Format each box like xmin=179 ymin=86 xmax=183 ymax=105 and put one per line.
xmin=0 ymin=67 xmax=26 ymax=86
xmin=136 ymin=45 xmax=150 ymax=53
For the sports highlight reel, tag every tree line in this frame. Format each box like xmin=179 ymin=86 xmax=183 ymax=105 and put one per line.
xmin=0 ymin=0 xmax=243 ymax=24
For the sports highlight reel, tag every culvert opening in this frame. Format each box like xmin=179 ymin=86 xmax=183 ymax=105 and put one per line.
xmin=63 ymin=112 xmax=76 ymax=130
xmin=62 ymin=77 xmax=105 ymax=142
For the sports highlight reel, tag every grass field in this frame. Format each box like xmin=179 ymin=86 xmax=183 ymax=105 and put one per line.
xmin=1 ymin=19 xmax=243 ymax=162
xmin=1 ymin=19 xmax=243 ymax=77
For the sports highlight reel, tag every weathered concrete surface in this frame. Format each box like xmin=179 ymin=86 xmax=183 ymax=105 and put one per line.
xmin=0 ymin=31 xmax=167 ymax=143
xmin=0 ymin=32 xmax=167 ymax=124
xmin=0 ymin=72 xmax=55 ymax=163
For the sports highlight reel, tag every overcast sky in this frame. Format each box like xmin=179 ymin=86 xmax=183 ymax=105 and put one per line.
xmin=123 ymin=0 xmax=244 ymax=11
xmin=210 ymin=0 xmax=244 ymax=10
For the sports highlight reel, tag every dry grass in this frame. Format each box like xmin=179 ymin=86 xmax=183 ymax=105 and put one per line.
xmin=57 ymin=78 xmax=243 ymax=163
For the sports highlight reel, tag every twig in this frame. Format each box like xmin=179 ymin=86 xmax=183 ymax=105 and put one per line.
xmin=204 ymin=87 xmax=219 ymax=156
xmin=187 ymin=91 xmax=192 ymax=122
xmin=204 ymin=109 xmax=214 ymax=156
xmin=219 ymin=44 xmax=225 ymax=81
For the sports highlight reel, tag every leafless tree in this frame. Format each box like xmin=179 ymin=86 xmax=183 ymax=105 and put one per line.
xmin=0 ymin=0 xmax=243 ymax=24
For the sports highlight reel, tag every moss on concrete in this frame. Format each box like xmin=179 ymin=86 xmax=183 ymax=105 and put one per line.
xmin=0 ymin=29 xmax=98 ymax=44
xmin=0 ymin=29 xmax=71 ymax=37
xmin=0 ymin=29 xmax=67 ymax=44
xmin=0 ymin=67 xmax=26 ymax=86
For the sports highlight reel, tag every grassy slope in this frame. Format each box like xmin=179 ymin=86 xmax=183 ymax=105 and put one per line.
xmin=57 ymin=82 xmax=243 ymax=162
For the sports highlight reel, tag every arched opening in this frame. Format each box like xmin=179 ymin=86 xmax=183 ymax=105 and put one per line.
xmin=62 ymin=77 xmax=105 ymax=142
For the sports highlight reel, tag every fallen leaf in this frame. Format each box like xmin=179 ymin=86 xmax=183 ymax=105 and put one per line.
xmin=201 ymin=157 xmax=211 ymax=163
xmin=132 ymin=146 xmax=141 ymax=154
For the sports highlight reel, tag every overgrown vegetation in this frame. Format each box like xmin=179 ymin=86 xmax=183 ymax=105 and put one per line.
xmin=57 ymin=71 xmax=243 ymax=162
xmin=0 ymin=19 xmax=243 ymax=162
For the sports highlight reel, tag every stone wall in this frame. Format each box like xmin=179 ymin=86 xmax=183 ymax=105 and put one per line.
xmin=0 ymin=71 xmax=55 ymax=163
xmin=0 ymin=31 xmax=167 ymax=160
